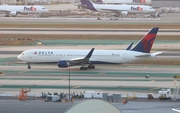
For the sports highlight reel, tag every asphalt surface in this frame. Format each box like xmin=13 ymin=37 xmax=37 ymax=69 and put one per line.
xmin=0 ymin=99 xmax=180 ymax=113
xmin=0 ymin=28 xmax=179 ymax=35
xmin=0 ymin=28 xmax=180 ymax=32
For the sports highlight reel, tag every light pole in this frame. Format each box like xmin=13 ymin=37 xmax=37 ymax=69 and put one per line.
xmin=69 ymin=66 xmax=70 ymax=102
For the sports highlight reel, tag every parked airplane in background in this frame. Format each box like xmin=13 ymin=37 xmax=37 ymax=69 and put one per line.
xmin=96 ymin=0 xmax=151 ymax=5
xmin=80 ymin=0 xmax=155 ymax=17
xmin=0 ymin=5 xmax=48 ymax=17
xmin=18 ymin=27 xmax=162 ymax=70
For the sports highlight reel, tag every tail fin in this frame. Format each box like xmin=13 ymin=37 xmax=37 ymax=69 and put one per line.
xmin=80 ymin=0 xmax=97 ymax=11
xmin=131 ymin=27 xmax=159 ymax=53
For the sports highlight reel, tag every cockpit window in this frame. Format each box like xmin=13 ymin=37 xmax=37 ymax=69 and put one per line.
xmin=42 ymin=8 xmax=46 ymax=9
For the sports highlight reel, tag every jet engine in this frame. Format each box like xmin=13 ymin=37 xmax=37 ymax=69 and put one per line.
xmin=121 ymin=11 xmax=128 ymax=16
xmin=57 ymin=60 xmax=70 ymax=68
xmin=10 ymin=11 xmax=17 ymax=17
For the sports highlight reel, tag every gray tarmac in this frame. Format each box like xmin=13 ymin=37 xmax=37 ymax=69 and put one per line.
xmin=0 ymin=99 xmax=180 ymax=113
xmin=0 ymin=28 xmax=179 ymax=35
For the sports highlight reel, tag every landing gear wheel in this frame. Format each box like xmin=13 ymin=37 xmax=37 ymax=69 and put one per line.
xmin=27 ymin=63 xmax=31 ymax=69
xmin=5 ymin=15 xmax=9 ymax=17
xmin=28 ymin=65 xmax=31 ymax=69
xmin=80 ymin=67 xmax=87 ymax=70
xmin=88 ymin=65 xmax=95 ymax=69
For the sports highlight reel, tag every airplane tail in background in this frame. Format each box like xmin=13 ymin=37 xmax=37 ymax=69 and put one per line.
xmin=131 ymin=27 xmax=159 ymax=53
xmin=80 ymin=0 xmax=97 ymax=11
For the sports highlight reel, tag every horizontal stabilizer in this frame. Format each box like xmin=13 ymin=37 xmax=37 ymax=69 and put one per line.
xmin=135 ymin=54 xmax=151 ymax=58
xmin=135 ymin=52 xmax=163 ymax=58
xmin=150 ymin=52 xmax=163 ymax=57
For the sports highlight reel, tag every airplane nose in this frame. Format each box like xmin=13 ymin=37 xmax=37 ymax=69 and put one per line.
xmin=17 ymin=55 xmax=22 ymax=60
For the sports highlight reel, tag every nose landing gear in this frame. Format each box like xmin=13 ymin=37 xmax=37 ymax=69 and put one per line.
xmin=27 ymin=63 xmax=31 ymax=69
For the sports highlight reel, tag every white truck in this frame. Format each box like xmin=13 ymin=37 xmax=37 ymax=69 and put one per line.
xmin=158 ymin=88 xmax=171 ymax=100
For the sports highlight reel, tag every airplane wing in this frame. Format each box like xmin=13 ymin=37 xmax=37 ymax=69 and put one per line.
xmin=58 ymin=48 xmax=95 ymax=68
xmin=100 ymin=8 xmax=127 ymax=12
xmin=69 ymin=48 xmax=94 ymax=65
xmin=172 ymin=108 xmax=180 ymax=112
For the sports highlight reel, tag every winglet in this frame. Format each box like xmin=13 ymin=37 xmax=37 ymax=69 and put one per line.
xmin=131 ymin=27 xmax=159 ymax=53
xmin=126 ymin=42 xmax=134 ymax=50
xmin=85 ymin=48 xmax=95 ymax=58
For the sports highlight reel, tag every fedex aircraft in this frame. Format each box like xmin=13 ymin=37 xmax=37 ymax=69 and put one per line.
xmin=18 ymin=27 xmax=162 ymax=70
xmin=96 ymin=0 xmax=151 ymax=5
xmin=80 ymin=0 xmax=155 ymax=16
xmin=0 ymin=5 xmax=48 ymax=17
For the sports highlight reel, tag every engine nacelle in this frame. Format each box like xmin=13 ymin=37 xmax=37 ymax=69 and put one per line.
xmin=57 ymin=60 xmax=70 ymax=68
xmin=10 ymin=11 xmax=17 ymax=16
xmin=121 ymin=11 xmax=128 ymax=16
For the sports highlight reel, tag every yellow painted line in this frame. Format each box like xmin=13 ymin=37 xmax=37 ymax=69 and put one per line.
xmin=150 ymin=80 xmax=155 ymax=82
xmin=150 ymin=87 xmax=159 ymax=91
xmin=72 ymin=86 xmax=80 ymax=89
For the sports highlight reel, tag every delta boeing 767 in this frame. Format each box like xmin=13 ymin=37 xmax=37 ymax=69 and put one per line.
xmin=18 ymin=27 xmax=162 ymax=70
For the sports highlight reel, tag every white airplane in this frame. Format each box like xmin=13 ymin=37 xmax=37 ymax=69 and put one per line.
xmin=96 ymin=0 xmax=151 ymax=5
xmin=0 ymin=5 xmax=48 ymax=17
xmin=17 ymin=27 xmax=162 ymax=70
xmin=172 ymin=108 xmax=180 ymax=112
xmin=80 ymin=0 xmax=155 ymax=17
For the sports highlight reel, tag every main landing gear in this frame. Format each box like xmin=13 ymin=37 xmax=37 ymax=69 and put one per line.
xmin=80 ymin=65 xmax=95 ymax=70
xmin=27 ymin=63 xmax=31 ymax=69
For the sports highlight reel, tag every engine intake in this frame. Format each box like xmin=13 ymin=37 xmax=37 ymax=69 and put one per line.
xmin=57 ymin=60 xmax=70 ymax=68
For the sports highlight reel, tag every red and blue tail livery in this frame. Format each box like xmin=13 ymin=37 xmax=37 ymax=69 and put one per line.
xmin=131 ymin=27 xmax=159 ymax=53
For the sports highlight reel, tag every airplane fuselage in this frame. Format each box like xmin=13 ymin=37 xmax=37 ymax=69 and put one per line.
xmin=93 ymin=4 xmax=155 ymax=14
xmin=0 ymin=5 xmax=48 ymax=15
xmin=18 ymin=49 xmax=151 ymax=64
xmin=96 ymin=0 xmax=152 ymax=5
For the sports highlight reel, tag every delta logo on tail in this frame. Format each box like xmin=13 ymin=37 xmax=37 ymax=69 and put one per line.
xmin=131 ymin=6 xmax=143 ymax=11
xmin=142 ymin=34 xmax=156 ymax=53
xmin=24 ymin=6 xmax=37 ymax=11
xmin=131 ymin=27 xmax=159 ymax=53
xmin=133 ymin=0 xmax=146 ymax=3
